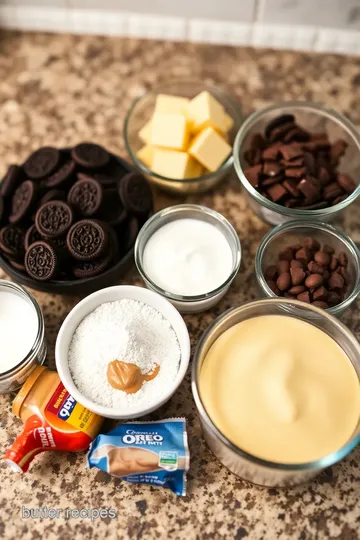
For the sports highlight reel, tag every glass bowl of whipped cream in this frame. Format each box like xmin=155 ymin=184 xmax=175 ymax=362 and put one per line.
xmin=135 ymin=204 xmax=241 ymax=313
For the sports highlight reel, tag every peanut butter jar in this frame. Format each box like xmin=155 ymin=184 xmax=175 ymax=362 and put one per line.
xmin=3 ymin=366 xmax=103 ymax=472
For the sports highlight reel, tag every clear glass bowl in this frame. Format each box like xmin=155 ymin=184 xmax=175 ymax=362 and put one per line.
xmin=134 ymin=204 xmax=241 ymax=313
xmin=233 ymin=101 xmax=360 ymax=226
xmin=192 ymin=297 xmax=360 ymax=487
xmin=255 ymin=220 xmax=360 ymax=317
xmin=0 ymin=280 xmax=47 ymax=394
xmin=124 ymin=80 xmax=243 ymax=195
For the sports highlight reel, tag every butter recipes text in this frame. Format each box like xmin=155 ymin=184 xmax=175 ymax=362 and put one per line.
xmin=22 ymin=506 xmax=117 ymax=521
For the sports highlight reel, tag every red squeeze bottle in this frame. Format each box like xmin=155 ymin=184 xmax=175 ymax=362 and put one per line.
xmin=3 ymin=366 xmax=103 ymax=472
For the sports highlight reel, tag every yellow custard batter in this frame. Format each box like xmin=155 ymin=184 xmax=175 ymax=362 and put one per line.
xmin=199 ymin=315 xmax=360 ymax=464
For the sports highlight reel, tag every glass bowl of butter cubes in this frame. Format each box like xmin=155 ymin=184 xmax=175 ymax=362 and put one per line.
xmin=124 ymin=80 xmax=243 ymax=194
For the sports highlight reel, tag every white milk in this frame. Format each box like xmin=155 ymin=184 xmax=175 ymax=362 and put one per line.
xmin=0 ymin=291 xmax=38 ymax=373
xmin=143 ymin=218 xmax=233 ymax=296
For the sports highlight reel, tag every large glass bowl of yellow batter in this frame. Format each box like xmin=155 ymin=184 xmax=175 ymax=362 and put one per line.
xmin=192 ymin=298 xmax=360 ymax=487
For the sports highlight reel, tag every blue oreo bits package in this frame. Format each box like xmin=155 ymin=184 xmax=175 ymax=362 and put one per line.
xmin=87 ymin=418 xmax=190 ymax=496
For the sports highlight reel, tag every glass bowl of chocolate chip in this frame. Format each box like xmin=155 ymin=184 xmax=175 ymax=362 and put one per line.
xmin=255 ymin=220 xmax=360 ymax=316
xmin=233 ymin=101 xmax=360 ymax=226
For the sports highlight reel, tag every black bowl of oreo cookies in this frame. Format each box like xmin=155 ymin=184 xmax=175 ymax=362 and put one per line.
xmin=0 ymin=143 xmax=153 ymax=295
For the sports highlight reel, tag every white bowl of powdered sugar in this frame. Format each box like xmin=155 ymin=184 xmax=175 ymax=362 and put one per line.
xmin=55 ymin=285 xmax=190 ymax=419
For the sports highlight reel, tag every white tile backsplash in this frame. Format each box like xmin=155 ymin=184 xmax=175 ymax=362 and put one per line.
xmin=262 ymin=0 xmax=360 ymax=30
xmin=0 ymin=0 xmax=359 ymax=56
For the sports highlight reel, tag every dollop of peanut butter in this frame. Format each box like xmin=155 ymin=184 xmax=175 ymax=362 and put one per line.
xmin=107 ymin=360 xmax=160 ymax=394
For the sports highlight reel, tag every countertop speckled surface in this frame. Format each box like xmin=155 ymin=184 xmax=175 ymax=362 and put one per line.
xmin=0 ymin=31 xmax=360 ymax=540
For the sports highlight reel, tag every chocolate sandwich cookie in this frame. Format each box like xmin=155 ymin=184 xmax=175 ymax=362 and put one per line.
xmin=67 ymin=176 xmax=103 ymax=217
xmin=24 ymin=147 xmax=60 ymax=180
xmin=119 ymin=173 xmax=152 ymax=215
xmin=45 ymin=159 xmax=76 ymax=188
xmin=35 ymin=201 xmax=74 ymax=238
xmin=90 ymin=173 xmax=118 ymax=189
xmin=67 ymin=219 xmax=108 ymax=261
xmin=71 ymin=143 xmax=110 ymax=169
xmin=98 ymin=188 xmax=127 ymax=227
xmin=25 ymin=224 xmax=42 ymax=251
xmin=39 ymin=189 xmax=66 ymax=206
xmin=9 ymin=180 xmax=37 ymax=224
xmin=6 ymin=257 xmax=26 ymax=272
xmin=25 ymin=241 xmax=58 ymax=281
xmin=0 ymin=196 xmax=4 ymax=225
xmin=0 ymin=165 xmax=23 ymax=198
xmin=102 ymin=158 xmax=129 ymax=181
xmin=124 ymin=216 xmax=139 ymax=252
xmin=0 ymin=225 xmax=25 ymax=258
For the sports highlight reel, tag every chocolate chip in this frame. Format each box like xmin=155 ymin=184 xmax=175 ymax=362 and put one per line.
xmin=297 ymin=291 xmax=311 ymax=303
xmin=276 ymin=272 xmax=291 ymax=291
xmin=331 ymin=139 xmax=347 ymax=163
xmin=290 ymin=259 xmax=304 ymax=269
xmin=313 ymin=286 xmax=328 ymax=301
xmin=269 ymin=122 xmax=296 ymax=143
xmin=307 ymin=261 xmax=325 ymax=274
xmin=280 ymin=144 xmax=303 ymax=161
xmin=318 ymin=167 xmax=331 ymax=186
xmin=288 ymin=285 xmax=306 ymax=296
xmin=323 ymin=182 xmax=344 ymax=201
xmin=332 ymin=195 xmax=347 ymax=206
xmin=328 ymin=272 xmax=345 ymax=290
xmin=297 ymin=201 xmax=329 ymax=210
xmin=338 ymin=251 xmax=348 ymax=267
xmin=297 ymin=177 xmax=320 ymax=202
xmin=285 ymin=167 xmax=306 ymax=179
xmin=328 ymin=291 xmax=341 ymax=306
xmin=279 ymin=246 xmax=294 ymax=261
xmin=305 ymin=273 xmax=323 ymax=288
xmin=337 ymin=173 xmax=356 ymax=194
xmin=329 ymin=256 xmax=339 ymax=271
xmin=323 ymin=244 xmax=335 ymax=255
xmin=264 ymin=265 xmax=278 ymax=281
xmin=338 ymin=266 xmax=349 ymax=284
xmin=290 ymin=267 xmax=306 ymax=286
xmin=266 ymin=183 xmax=287 ymax=202
xmin=244 ymin=164 xmax=262 ymax=188
xmin=262 ymin=174 xmax=284 ymax=187
xmin=265 ymin=114 xmax=295 ymax=139
xmin=312 ymin=301 xmax=329 ymax=309
xmin=250 ymin=133 xmax=266 ymax=150
xmin=262 ymin=144 xmax=282 ymax=161
xmin=303 ymin=237 xmax=320 ymax=252
xmin=263 ymin=161 xmax=282 ymax=177
xmin=296 ymin=247 xmax=312 ymax=264
xmin=267 ymin=280 xmax=280 ymax=295
xmin=314 ymin=250 xmax=331 ymax=266
xmin=277 ymin=260 xmax=290 ymax=274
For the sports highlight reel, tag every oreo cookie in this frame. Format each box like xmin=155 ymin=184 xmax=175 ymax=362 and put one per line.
xmin=119 ymin=173 xmax=152 ymax=215
xmin=0 ymin=165 xmax=23 ymax=198
xmin=6 ymin=257 xmax=26 ymax=272
xmin=72 ymin=238 xmax=113 ymax=278
xmin=25 ymin=224 xmax=42 ymax=251
xmin=24 ymin=147 xmax=60 ymax=180
xmin=67 ymin=176 xmax=103 ymax=217
xmin=35 ymin=201 xmax=74 ymax=238
xmin=67 ymin=219 xmax=108 ymax=261
xmin=0 ymin=225 xmax=25 ymax=258
xmin=0 ymin=196 xmax=4 ymax=225
xmin=39 ymin=189 xmax=66 ymax=206
xmin=90 ymin=173 xmax=118 ymax=189
xmin=98 ymin=189 xmax=127 ymax=227
xmin=25 ymin=241 xmax=58 ymax=281
xmin=9 ymin=180 xmax=37 ymax=224
xmin=124 ymin=216 xmax=139 ymax=252
xmin=45 ymin=160 xmax=76 ymax=188
xmin=71 ymin=143 xmax=109 ymax=169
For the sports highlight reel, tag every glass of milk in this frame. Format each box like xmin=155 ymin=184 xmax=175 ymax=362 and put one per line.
xmin=0 ymin=280 xmax=46 ymax=393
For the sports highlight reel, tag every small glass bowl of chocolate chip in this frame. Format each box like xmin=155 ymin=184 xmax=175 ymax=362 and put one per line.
xmin=233 ymin=101 xmax=360 ymax=226
xmin=255 ymin=220 xmax=360 ymax=316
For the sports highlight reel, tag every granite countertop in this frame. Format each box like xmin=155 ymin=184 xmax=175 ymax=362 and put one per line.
xmin=0 ymin=31 xmax=360 ymax=540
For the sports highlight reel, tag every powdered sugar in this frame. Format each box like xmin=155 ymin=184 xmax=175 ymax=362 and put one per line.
xmin=68 ymin=299 xmax=180 ymax=410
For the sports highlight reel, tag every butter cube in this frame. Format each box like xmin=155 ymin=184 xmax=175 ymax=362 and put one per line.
xmin=138 ymin=120 xmax=152 ymax=144
xmin=187 ymin=91 xmax=228 ymax=134
xmin=188 ymin=159 xmax=205 ymax=178
xmin=151 ymin=112 xmax=190 ymax=151
xmin=137 ymin=145 xmax=155 ymax=168
xmin=223 ymin=112 xmax=234 ymax=133
xmin=155 ymin=94 xmax=190 ymax=114
xmin=152 ymin=148 xmax=199 ymax=179
xmin=189 ymin=127 xmax=232 ymax=172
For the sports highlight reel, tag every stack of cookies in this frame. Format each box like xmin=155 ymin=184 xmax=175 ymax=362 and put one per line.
xmin=0 ymin=143 xmax=153 ymax=281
